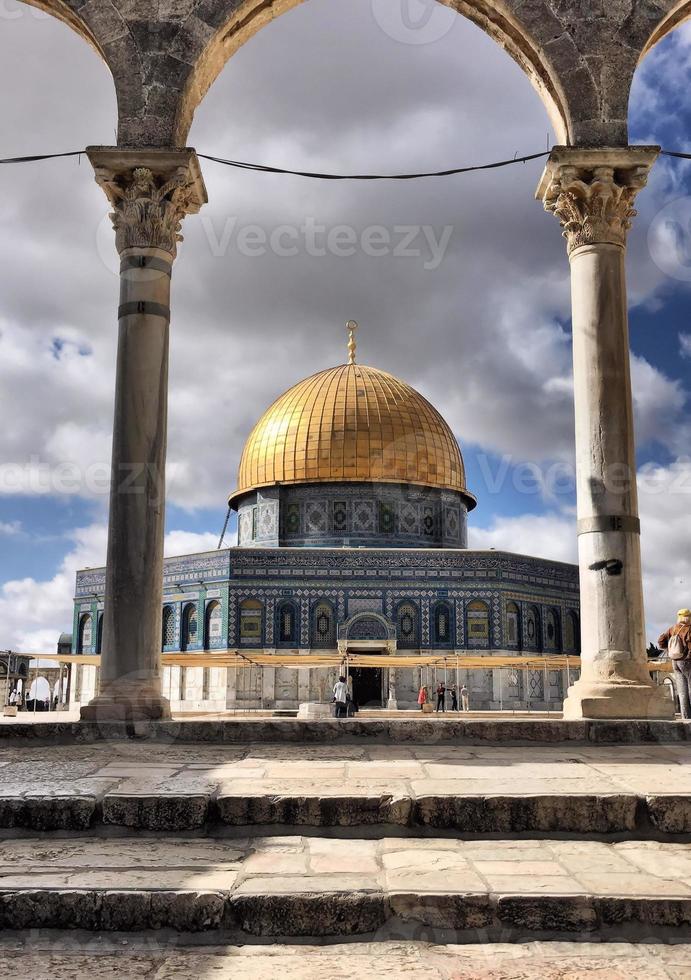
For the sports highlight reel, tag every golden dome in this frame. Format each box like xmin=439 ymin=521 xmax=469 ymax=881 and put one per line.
xmin=229 ymin=361 xmax=475 ymax=509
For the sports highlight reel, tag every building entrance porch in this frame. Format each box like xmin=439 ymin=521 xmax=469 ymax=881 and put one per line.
xmin=350 ymin=662 xmax=384 ymax=709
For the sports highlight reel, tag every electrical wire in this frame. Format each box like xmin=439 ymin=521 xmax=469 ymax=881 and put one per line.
xmin=0 ymin=151 xmax=83 ymax=165
xmin=0 ymin=148 xmax=549 ymax=180
xmin=196 ymin=149 xmax=550 ymax=180
xmin=1 ymin=146 xmax=690 ymax=180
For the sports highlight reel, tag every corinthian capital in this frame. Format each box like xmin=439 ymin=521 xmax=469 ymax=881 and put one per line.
xmin=536 ymin=146 xmax=659 ymax=254
xmin=87 ymin=147 xmax=207 ymax=257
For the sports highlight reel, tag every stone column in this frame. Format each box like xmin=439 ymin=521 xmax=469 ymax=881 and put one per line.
xmin=81 ymin=148 xmax=207 ymax=722
xmin=537 ymin=147 xmax=672 ymax=719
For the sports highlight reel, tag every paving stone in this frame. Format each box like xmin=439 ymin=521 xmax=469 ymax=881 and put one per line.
xmin=0 ymin=794 xmax=97 ymax=831
xmin=216 ymin=791 xmax=410 ymax=826
xmin=473 ymin=860 xmax=569 ymax=877
xmin=233 ymin=874 xmax=381 ymax=896
xmin=388 ymin=892 xmax=493 ymax=930
xmin=3 ymin=940 xmax=689 ymax=980
xmin=102 ymin=793 xmax=209 ymax=830
xmin=229 ymin=890 xmax=388 ymax=937
xmin=149 ymin=889 xmax=225 ymax=931
xmin=412 ymin=793 xmax=638 ymax=832
xmin=497 ymin=894 xmax=598 ymax=932
xmin=647 ymin=795 xmax=691 ymax=833
xmin=573 ymin=873 xmax=691 ymax=897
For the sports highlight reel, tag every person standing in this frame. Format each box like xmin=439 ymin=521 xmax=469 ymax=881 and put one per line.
xmin=450 ymin=685 xmax=459 ymax=711
xmin=460 ymin=684 xmax=469 ymax=712
xmin=436 ymin=681 xmax=446 ymax=712
xmin=658 ymin=609 xmax=691 ymax=720
xmin=333 ymin=675 xmax=349 ymax=719
xmin=417 ymin=685 xmax=427 ymax=711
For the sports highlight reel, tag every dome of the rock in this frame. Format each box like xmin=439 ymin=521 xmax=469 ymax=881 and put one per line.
xmin=229 ymin=362 xmax=475 ymax=509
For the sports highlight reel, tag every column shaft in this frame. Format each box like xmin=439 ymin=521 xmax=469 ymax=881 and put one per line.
xmin=99 ymin=248 xmax=172 ymax=709
xmin=537 ymin=146 xmax=673 ymax=720
xmin=81 ymin=147 xmax=206 ymax=722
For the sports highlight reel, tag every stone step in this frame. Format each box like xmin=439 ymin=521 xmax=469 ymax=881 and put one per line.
xmin=0 ymin=836 xmax=690 ymax=937
xmin=2 ymin=739 xmax=690 ymax=834
xmin=1 ymin=789 xmax=689 ymax=835
xmin=1 ymin=717 xmax=689 ymax=746
xmin=4 ymin=937 xmax=691 ymax=980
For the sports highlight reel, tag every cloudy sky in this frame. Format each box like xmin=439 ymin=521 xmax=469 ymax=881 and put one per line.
xmin=0 ymin=0 xmax=690 ymax=651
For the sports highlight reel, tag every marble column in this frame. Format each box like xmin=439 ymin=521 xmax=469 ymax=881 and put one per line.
xmin=81 ymin=148 xmax=207 ymax=722
xmin=537 ymin=147 xmax=672 ymax=719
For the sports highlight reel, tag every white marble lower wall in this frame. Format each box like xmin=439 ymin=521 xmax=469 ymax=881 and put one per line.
xmin=68 ymin=659 xmax=576 ymax=712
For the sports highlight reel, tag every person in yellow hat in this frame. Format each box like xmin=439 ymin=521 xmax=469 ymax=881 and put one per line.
xmin=658 ymin=609 xmax=691 ymax=720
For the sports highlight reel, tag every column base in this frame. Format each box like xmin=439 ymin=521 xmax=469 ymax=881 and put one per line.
xmin=80 ymin=693 xmax=171 ymax=722
xmin=562 ymin=678 xmax=675 ymax=720
xmin=386 ymin=698 xmax=398 ymax=710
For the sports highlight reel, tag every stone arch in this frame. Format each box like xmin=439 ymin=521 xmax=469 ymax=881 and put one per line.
xmin=311 ymin=599 xmax=336 ymax=649
xmin=544 ymin=607 xmax=560 ymax=651
xmin=173 ymin=0 xmax=573 ymax=146
xmin=466 ymin=598 xmax=490 ymax=646
xmin=77 ymin=613 xmax=92 ymax=654
xmin=432 ymin=600 xmax=453 ymax=647
xmin=640 ymin=2 xmax=691 ymax=61
xmin=205 ymin=599 xmax=223 ymax=649
xmin=525 ymin=604 xmax=542 ymax=652
xmin=276 ymin=598 xmax=300 ymax=646
xmin=162 ymin=605 xmax=176 ymax=649
xmin=395 ymin=600 xmax=420 ymax=649
xmin=181 ymin=601 xmax=199 ymax=651
xmin=344 ymin=612 xmax=393 ymax=642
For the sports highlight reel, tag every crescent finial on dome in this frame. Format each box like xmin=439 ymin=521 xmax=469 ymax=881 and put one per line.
xmin=345 ymin=320 xmax=358 ymax=365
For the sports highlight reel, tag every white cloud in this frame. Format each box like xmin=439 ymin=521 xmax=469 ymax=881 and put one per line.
xmin=470 ymin=458 xmax=691 ymax=642
xmin=0 ymin=521 xmax=21 ymax=536
xmin=469 ymin=513 xmax=577 ymax=565
xmin=680 ymin=333 xmax=691 ymax=358
xmin=164 ymin=530 xmax=220 ymax=557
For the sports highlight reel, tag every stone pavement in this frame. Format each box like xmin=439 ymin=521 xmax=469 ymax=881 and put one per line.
xmin=0 ymin=740 xmax=690 ymax=832
xmin=2 ymin=938 xmax=691 ymax=980
xmin=1 ymin=732 xmax=690 ymax=954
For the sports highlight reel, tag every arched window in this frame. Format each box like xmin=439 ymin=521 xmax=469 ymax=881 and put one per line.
xmin=77 ymin=614 xmax=92 ymax=654
xmin=277 ymin=600 xmax=298 ymax=645
xmin=564 ymin=611 xmax=580 ymax=652
xmin=240 ymin=599 xmax=263 ymax=643
xmin=181 ymin=603 xmax=199 ymax=651
xmin=205 ymin=600 xmax=223 ymax=649
xmin=545 ymin=608 xmax=559 ymax=650
xmin=96 ymin=614 xmax=104 ymax=654
xmin=525 ymin=605 xmax=542 ymax=651
xmin=396 ymin=601 xmax=419 ymax=649
xmin=312 ymin=601 xmax=335 ymax=649
xmin=432 ymin=601 xmax=452 ymax=647
xmin=162 ymin=606 xmax=175 ymax=649
xmin=505 ymin=601 xmax=520 ymax=648
xmin=467 ymin=600 xmax=490 ymax=644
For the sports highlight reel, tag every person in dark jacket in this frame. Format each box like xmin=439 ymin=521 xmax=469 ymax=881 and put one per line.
xmin=659 ymin=608 xmax=691 ymax=720
xmin=435 ymin=682 xmax=446 ymax=712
